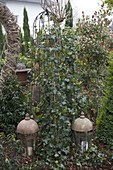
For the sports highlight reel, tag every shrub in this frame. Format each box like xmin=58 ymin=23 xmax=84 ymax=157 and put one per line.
xmin=23 ymin=7 xmax=30 ymax=43
xmin=65 ymin=0 xmax=73 ymax=28
xmin=0 ymin=133 xmax=24 ymax=170
xmin=96 ymin=55 xmax=113 ymax=145
xmin=0 ymin=74 xmax=31 ymax=133
xmin=75 ymin=4 xmax=112 ymax=120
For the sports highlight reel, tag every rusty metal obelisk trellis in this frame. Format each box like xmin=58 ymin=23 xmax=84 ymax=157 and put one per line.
xmin=0 ymin=3 xmax=20 ymax=94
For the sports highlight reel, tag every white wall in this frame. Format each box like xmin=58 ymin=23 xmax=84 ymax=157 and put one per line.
xmin=6 ymin=1 xmax=43 ymax=35
xmin=2 ymin=0 xmax=102 ymax=34
xmin=71 ymin=0 xmax=102 ymax=26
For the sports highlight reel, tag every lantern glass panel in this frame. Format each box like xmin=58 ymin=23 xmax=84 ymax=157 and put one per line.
xmin=26 ymin=139 xmax=33 ymax=156
xmin=74 ymin=130 xmax=93 ymax=152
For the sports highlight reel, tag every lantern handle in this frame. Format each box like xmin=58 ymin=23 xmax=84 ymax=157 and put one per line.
xmin=25 ymin=113 xmax=30 ymax=120
xmin=80 ymin=112 xmax=85 ymax=119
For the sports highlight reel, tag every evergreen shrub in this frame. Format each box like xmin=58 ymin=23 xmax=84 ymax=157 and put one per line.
xmin=0 ymin=75 xmax=30 ymax=133
xmin=96 ymin=55 xmax=113 ymax=145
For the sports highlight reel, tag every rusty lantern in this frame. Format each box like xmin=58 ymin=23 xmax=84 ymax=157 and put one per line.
xmin=15 ymin=63 xmax=31 ymax=85
xmin=16 ymin=113 xmax=39 ymax=157
xmin=72 ymin=112 xmax=93 ymax=153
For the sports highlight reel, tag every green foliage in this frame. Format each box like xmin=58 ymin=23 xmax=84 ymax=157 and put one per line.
xmin=36 ymin=111 xmax=71 ymax=169
xmin=19 ymin=38 xmax=34 ymax=67
xmin=26 ymin=5 xmax=113 ymax=166
xmin=32 ymin=26 xmax=85 ymax=169
xmin=21 ymin=8 xmax=32 ymax=59
xmin=96 ymin=54 xmax=113 ymax=145
xmin=74 ymin=142 xmax=113 ymax=169
xmin=0 ymin=133 xmax=24 ymax=170
xmin=0 ymin=75 xmax=30 ymax=133
xmin=65 ymin=0 xmax=73 ymax=27
xmin=0 ymin=57 xmax=5 ymax=71
xmin=35 ymin=27 xmax=84 ymax=117
xmin=0 ymin=133 xmax=48 ymax=170
xmin=0 ymin=134 xmax=113 ymax=169
xmin=23 ymin=7 xmax=30 ymax=43
xmin=105 ymin=0 xmax=113 ymax=8
xmin=5 ymin=4 xmax=112 ymax=168
xmin=75 ymin=5 xmax=112 ymax=120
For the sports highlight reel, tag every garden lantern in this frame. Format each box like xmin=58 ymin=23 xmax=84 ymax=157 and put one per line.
xmin=15 ymin=63 xmax=31 ymax=85
xmin=16 ymin=113 xmax=39 ymax=157
xmin=72 ymin=112 xmax=93 ymax=153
